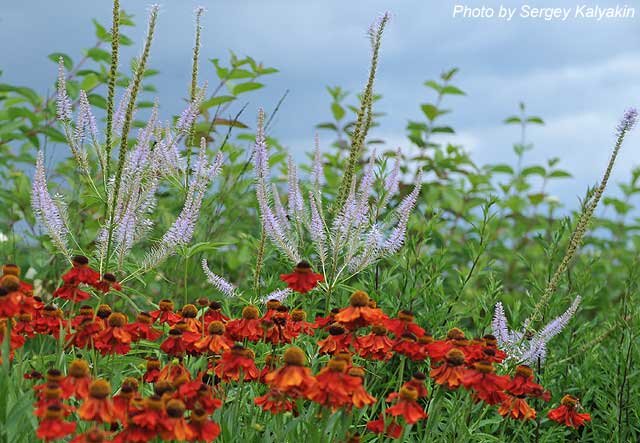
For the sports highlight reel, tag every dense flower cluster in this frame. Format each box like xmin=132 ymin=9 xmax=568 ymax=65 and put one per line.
xmin=0 ymin=262 xmax=591 ymax=441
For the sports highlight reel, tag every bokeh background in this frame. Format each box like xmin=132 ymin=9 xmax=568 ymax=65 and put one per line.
xmin=2 ymin=0 xmax=639 ymax=206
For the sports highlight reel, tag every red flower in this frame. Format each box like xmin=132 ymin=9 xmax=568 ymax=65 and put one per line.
xmin=150 ymin=300 xmax=181 ymax=326
xmin=498 ymin=395 xmax=537 ymax=420
xmin=0 ymin=286 xmax=21 ymax=318
xmin=63 ymin=359 xmax=92 ymax=399
xmin=547 ymin=395 xmax=591 ymax=428
xmin=393 ymin=333 xmax=427 ymax=361
xmin=203 ymin=301 xmax=229 ymax=324
xmin=263 ymin=346 xmax=316 ymax=397
xmin=126 ymin=312 xmax=162 ymax=342
xmin=225 ymin=305 xmax=263 ymax=342
xmin=53 ymin=283 xmax=91 ymax=302
xmin=61 ymin=256 xmax=100 ymax=286
xmin=36 ymin=405 xmax=77 ymax=442
xmin=366 ymin=415 xmax=403 ymax=439
xmin=158 ymin=361 xmax=191 ymax=384
xmin=255 ymin=389 xmax=296 ymax=414
xmin=159 ymin=399 xmax=196 ymax=441
xmin=78 ymin=379 xmax=117 ymax=423
xmin=188 ymin=408 xmax=221 ymax=441
xmin=34 ymin=306 xmax=63 ymax=338
xmin=356 ymin=324 xmax=394 ymax=360
xmin=385 ymin=386 xmax=428 ymax=424
xmin=94 ymin=313 xmax=133 ymax=355
xmin=130 ymin=395 xmax=172 ymax=438
xmin=461 ymin=361 xmax=510 ymax=405
xmin=143 ymin=357 xmax=162 ymax=383
xmin=160 ymin=328 xmax=188 ymax=357
xmin=317 ymin=324 xmax=354 ymax=355
xmin=194 ymin=321 xmax=233 ymax=354
xmin=69 ymin=427 xmax=108 ymax=443
xmin=113 ymin=378 xmax=138 ymax=423
xmin=506 ymin=365 xmax=550 ymax=401
xmin=430 ymin=348 xmax=467 ymax=389
xmin=280 ymin=261 xmax=323 ymax=294
xmin=308 ymin=358 xmax=362 ymax=410
xmin=214 ymin=345 xmax=260 ymax=382
xmin=425 ymin=328 xmax=469 ymax=362
xmin=287 ymin=309 xmax=316 ymax=337
xmin=333 ymin=291 xmax=387 ymax=330
xmin=384 ymin=310 xmax=425 ymax=338
xmin=180 ymin=304 xmax=203 ymax=333
xmin=93 ymin=273 xmax=122 ymax=293
xmin=347 ymin=367 xmax=376 ymax=408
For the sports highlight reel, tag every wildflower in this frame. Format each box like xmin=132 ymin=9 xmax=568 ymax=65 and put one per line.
xmin=430 ymin=348 xmax=467 ymax=389
xmin=396 ymin=372 xmax=429 ymax=399
xmin=425 ymin=328 xmax=469 ymax=362
xmin=160 ymin=328 xmax=188 ymax=357
xmin=384 ymin=310 xmax=425 ymax=338
xmin=34 ymin=305 xmax=63 ymax=338
xmin=180 ymin=304 xmax=203 ymax=333
xmin=53 ymin=283 xmax=91 ymax=302
xmin=160 ymin=399 xmax=196 ymax=441
xmin=317 ymin=323 xmax=354 ymax=355
xmin=506 ymin=365 xmax=550 ymax=401
xmin=203 ymin=300 xmax=229 ymax=324
xmin=36 ymin=404 xmax=77 ymax=442
xmin=130 ymin=395 xmax=172 ymax=438
xmin=63 ymin=359 xmax=92 ymax=399
xmin=334 ymin=291 xmax=387 ymax=329
xmin=78 ymin=379 xmax=117 ymax=423
xmin=94 ymin=273 xmax=122 ymax=293
xmin=158 ymin=360 xmax=191 ymax=384
xmin=202 ymin=259 xmax=237 ymax=297
xmin=498 ymin=395 xmax=536 ymax=420
xmin=547 ymin=395 xmax=591 ymax=428
xmin=144 ymin=356 xmax=162 ymax=383
xmin=287 ymin=308 xmax=316 ymax=337
xmin=385 ymin=386 xmax=428 ymax=424
xmin=308 ymin=358 xmax=363 ymax=410
xmin=356 ymin=324 xmax=394 ymax=360
xmin=62 ymin=255 xmax=100 ymax=286
xmin=461 ymin=361 xmax=509 ymax=405
xmin=280 ymin=261 xmax=324 ymax=294
xmin=214 ymin=345 xmax=260 ymax=382
xmin=225 ymin=305 xmax=263 ymax=342
xmin=126 ymin=312 xmax=162 ymax=342
xmin=366 ymin=415 xmax=403 ymax=439
xmin=94 ymin=313 xmax=133 ymax=355
xmin=347 ymin=366 xmax=376 ymax=408
xmin=69 ymin=427 xmax=108 ymax=443
xmin=188 ymin=408 xmax=221 ymax=441
xmin=194 ymin=321 xmax=232 ymax=354
xmin=150 ymin=299 xmax=181 ymax=326
xmin=263 ymin=346 xmax=316 ymax=397
xmin=393 ymin=333 xmax=427 ymax=361
xmin=0 ymin=287 xmax=19 ymax=318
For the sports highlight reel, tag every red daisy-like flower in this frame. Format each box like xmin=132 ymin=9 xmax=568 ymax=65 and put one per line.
xmin=53 ymin=283 xmax=91 ymax=302
xmin=225 ymin=305 xmax=263 ymax=342
xmin=393 ymin=333 xmax=427 ymax=361
xmin=547 ymin=395 xmax=591 ymax=428
xmin=143 ymin=357 xmax=162 ymax=383
xmin=367 ymin=414 xmax=403 ymax=439
xmin=194 ymin=321 xmax=233 ymax=354
xmin=307 ymin=358 xmax=362 ymax=410
xmin=430 ymin=348 xmax=467 ymax=389
xmin=385 ymin=386 xmax=428 ymax=425
xmin=93 ymin=273 xmax=122 ymax=293
xmin=262 ymin=346 xmax=316 ymax=397
xmin=356 ymin=324 xmax=395 ymax=360
xmin=61 ymin=256 xmax=100 ymax=286
xmin=461 ymin=361 xmax=510 ymax=405
xmin=254 ymin=389 xmax=296 ymax=414
xmin=77 ymin=379 xmax=117 ymax=423
xmin=36 ymin=404 xmax=77 ymax=442
xmin=383 ymin=310 xmax=425 ymax=338
xmin=334 ymin=291 xmax=387 ymax=330
xmin=317 ymin=324 xmax=354 ymax=355
xmin=287 ymin=308 xmax=316 ymax=337
xmin=150 ymin=300 xmax=181 ymax=326
xmin=94 ymin=313 xmax=133 ymax=355
xmin=126 ymin=312 xmax=163 ymax=342
xmin=280 ymin=261 xmax=323 ymax=294
xmin=63 ymin=359 xmax=92 ymax=399
xmin=203 ymin=300 xmax=229 ymax=325
xmin=214 ymin=345 xmax=260 ymax=382
xmin=188 ymin=408 xmax=221 ymax=441
xmin=498 ymin=394 xmax=537 ymax=420
xmin=506 ymin=365 xmax=550 ymax=401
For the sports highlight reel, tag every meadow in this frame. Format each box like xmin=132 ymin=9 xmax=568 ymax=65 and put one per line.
xmin=0 ymin=2 xmax=638 ymax=442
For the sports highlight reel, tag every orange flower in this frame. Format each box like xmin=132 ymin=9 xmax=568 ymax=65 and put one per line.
xmin=384 ymin=310 xmax=425 ymax=338
xmin=159 ymin=399 xmax=196 ymax=441
xmin=194 ymin=321 xmax=233 ymax=354
xmin=393 ymin=333 xmax=427 ymax=361
xmin=63 ymin=359 xmax=92 ymax=399
xmin=425 ymin=328 xmax=469 ymax=362
xmin=160 ymin=328 xmax=188 ymax=357
xmin=506 ymin=365 xmax=550 ymax=401
xmin=126 ymin=312 xmax=162 ymax=342
xmin=498 ymin=395 xmax=537 ymax=420
xmin=93 ymin=272 xmax=122 ymax=293
xmin=225 ymin=305 xmax=263 ymax=342
xmin=430 ymin=348 xmax=467 ymax=389
xmin=203 ymin=300 xmax=229 ymax=324
xmin=547 ymin=395 xmax=591 ymax=428
xmin=180 ymin=304 xmax=203 ymax=333
xmin=61 ymin=255 xmax=100 ymax=286
xmin=334 ymin=291 xmax=387 ymax=330
xmin=280 ymin=261 xmax=323 ymax=294
xmin=287 ymin=309 xmax=316 ymax=337
xmin=78 ymin=379 xmax=117 ymax=423
xmin=254 ymin=389 xmax=296 ymax=414
xmin=347 ymin=367 xmax=376 ymax=408
xmin=385 ymin=386 xmax=428 ymax=425
xmin=461 ymin=361 xmax=509 ymax=405
xmin=263 ymin=346 xmax=316 ymax=397
xmin=150 ymin=299 xmax=181 ymax=326
xmin=188 ymin=408 xmax=221 ymax=441
xmin=308 ymin=358 xmax=362 ymax=410
xmin=94 ymin=313 xmax=132 ymax=355
xmin=144 ymin=356 xmax=162 ymax=383
xmin=36 ymin=404 xmax=76 ymax=442
xmin=356 ymin=324 xmax=394 ymax=360
xmin=214 ymin=345 xmax=260 ymax=382
xmin=317 ymin=324 xmax=354 ymax=355
xmin=367 ymin=414 xmax=403 ymax=439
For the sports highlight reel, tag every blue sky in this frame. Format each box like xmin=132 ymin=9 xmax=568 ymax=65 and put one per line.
xmin=2 ymin=0 xmax=639 ymax=209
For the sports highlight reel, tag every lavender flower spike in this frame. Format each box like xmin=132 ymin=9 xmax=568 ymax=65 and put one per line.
xmin=260 ymin=288 xmax=292 ymax=304
xmin=31 ymin=151 xmax=71 ymax=258
xmin=202 ymin=259 xmax=237 ymax=297
xmin=617 ymin=107 xmax=638 ymax=136
xmin=56 ymin=58 xmax=72 ymax=121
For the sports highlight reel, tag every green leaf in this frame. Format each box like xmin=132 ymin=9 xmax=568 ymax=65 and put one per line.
xmin=504 ymin=116 xmax=521 ymax=124
xmin=232 ymin=82 xmax=264 ymax=95
xmin=548 ymin=169 xmax=572 ymax=179
xmin=92 ymin=19 xmax=110 ymax=42
xmin=201 ymin=95 xmax=235 ymax=109
xmin=528 ymin=193 xmax=545 ymax=205
xmin=423 ymin=80 xmax=442 ymax=93
xmin=39 ymin=127 xmax=66 ymax=143
xmin=80 ymin=73 xmax=101 ymax=91
xmin=526 ymin=116 xmax=545 ymax=125
xmin=521 ymin=166 xmax=546 ymax=177
xmin=87 ymin=93 xmax=107 ymax=109
xmin=441 ymin=85 xmax=466 ymax=95
xmin=213 ymin=118 xmax=248 ymax=128
xmin=331 ymin=103 xmax=345 ymax=121
xmin=48 ymin=53 xmax=73 ymax=70
xmin=421 ymin=104 xmax=440 ymax=121
xmin=86 ymin=48 xmax=111 ymax=63
xmin=490 ymin=164 xmax=514 ymax=174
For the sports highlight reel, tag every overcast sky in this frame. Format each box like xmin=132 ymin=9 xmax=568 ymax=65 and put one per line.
xmin=2 ymin=0 xmax=639 ymax=209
